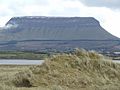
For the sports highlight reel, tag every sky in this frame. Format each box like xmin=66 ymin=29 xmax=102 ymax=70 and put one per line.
xmin=0 ymin=0 xmax=120 ymax=37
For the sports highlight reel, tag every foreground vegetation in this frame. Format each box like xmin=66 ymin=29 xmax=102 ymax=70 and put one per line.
xmin=0 ymin=49 xmax=120 ymax=90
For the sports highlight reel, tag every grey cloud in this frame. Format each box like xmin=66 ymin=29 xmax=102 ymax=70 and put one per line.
xmin=79 ymin=0 xmax=120 ymax=9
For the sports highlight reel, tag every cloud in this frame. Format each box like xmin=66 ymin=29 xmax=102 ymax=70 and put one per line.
xmin=79 ymin=0 xmax=120 ymax=9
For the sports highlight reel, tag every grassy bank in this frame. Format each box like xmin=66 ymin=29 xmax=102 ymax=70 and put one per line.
xmin=0 ymin=49 xmax=120 ymax=90
xmin=0 ymin=51 xmax=49 ymax=60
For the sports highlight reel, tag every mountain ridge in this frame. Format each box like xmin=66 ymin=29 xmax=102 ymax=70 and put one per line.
xmin=0 ymin=16 xmax=119 ymax=52
xmin=1 ymin=16 xmax=119 ymax=41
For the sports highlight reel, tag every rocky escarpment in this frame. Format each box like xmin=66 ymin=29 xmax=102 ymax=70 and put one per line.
xmin=0 ymin=16 xmax=119 ymax=52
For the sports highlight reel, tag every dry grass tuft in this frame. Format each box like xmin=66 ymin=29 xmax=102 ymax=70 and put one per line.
xmin=9 ymin=49 xmax=120 ymax=89
xmin=12 ymin=70 xmax=34 ymax=87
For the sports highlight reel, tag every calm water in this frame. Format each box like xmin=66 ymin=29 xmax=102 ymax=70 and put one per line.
xmin=0 ymin=59 xmax=119 ymax=65
xmin=112 ymin=60 xmax=120 ymax=63
xmin=0 ymin=59 xmax=44 ymax=65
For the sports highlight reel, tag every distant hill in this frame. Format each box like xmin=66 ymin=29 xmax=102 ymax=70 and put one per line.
xmin=0 ymin=16 xmax=119 ymax=52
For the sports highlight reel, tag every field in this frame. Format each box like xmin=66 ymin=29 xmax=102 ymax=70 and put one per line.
xmin=0 ymin=51 xmax=49 ymax=60
xmin=0 ymin=65 xmax=50 ymax=90
xmin=0 ymin=49 xmax=120 ymax=90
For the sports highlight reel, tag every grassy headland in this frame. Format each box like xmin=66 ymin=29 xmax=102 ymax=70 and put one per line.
xmin=0 ymin=49 xmax=120 ymax=90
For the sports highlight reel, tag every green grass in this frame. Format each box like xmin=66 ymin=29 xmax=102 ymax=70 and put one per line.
xmin=0 ymin=49 xmax=120 ymax=90
xmin=0 ymin=51 xmax=49 ymax=60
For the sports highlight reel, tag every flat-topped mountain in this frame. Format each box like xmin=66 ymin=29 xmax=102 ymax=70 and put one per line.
xmin=1 ymin=16 xmax=118 ymax=41
xmin=0 ymin=16 xmax=119 ymax=52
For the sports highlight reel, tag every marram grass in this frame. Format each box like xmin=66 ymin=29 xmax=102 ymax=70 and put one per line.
xmin=1 ymin=49 xmax=120 ymax=90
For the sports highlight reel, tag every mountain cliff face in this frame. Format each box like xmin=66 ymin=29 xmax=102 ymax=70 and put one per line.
xmin=0 ymin=16 xmax=119 ymax=52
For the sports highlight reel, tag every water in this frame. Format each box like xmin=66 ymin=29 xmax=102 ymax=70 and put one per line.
xmin=0 ymin=59 xmax=44 ymax=65
xmin=112 ymin=60 xmax=120 ymax=63
xmin=0 ymin=59 xmax=119 ymax=65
